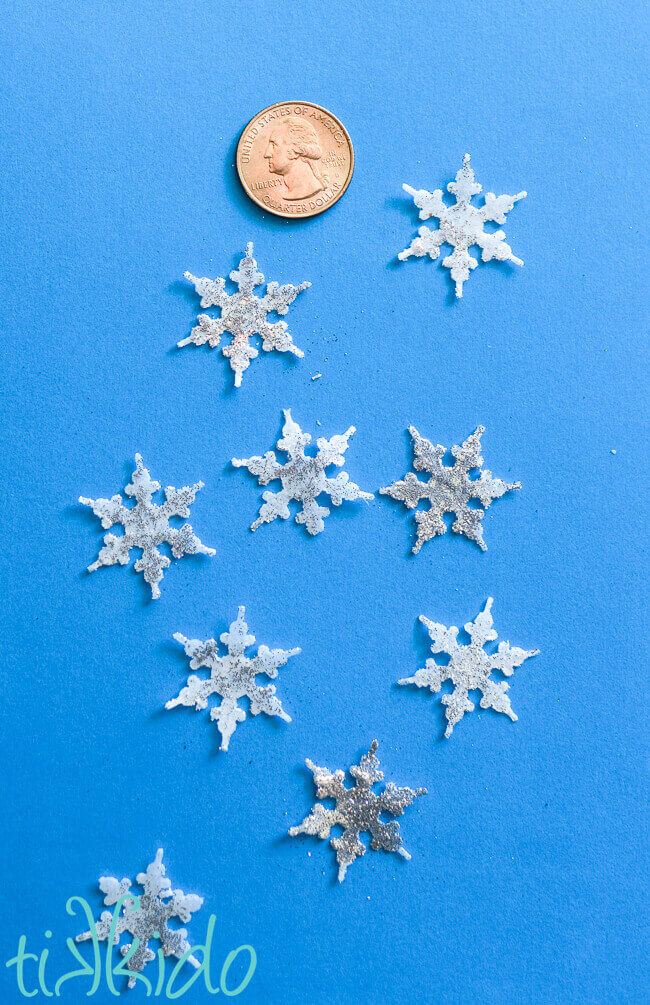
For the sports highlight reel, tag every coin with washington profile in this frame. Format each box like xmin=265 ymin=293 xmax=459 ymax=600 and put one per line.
xmin=236 ymin=101 xmax=354 ymax=219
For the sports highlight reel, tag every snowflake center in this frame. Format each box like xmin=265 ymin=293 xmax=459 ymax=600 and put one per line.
xmin=225 ymin=294 xmax=266 ymax=332
xmin=125 ymin=505 xmax=163 ymax=541
xmin=428 ymin=477 xmax=465 ymax=510
xmin=129 ymin=895 xmax=168 ymax=935
xmin=449 ymin=651 xmax=490 ymax=687
xmin=283 ymin=455 xmax=325 ymax=499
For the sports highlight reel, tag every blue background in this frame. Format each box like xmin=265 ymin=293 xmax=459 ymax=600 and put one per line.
xmin=1 ymin=1 xmax=648 ymax=1002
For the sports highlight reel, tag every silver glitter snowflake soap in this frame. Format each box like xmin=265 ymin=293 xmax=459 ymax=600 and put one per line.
xmin=166 ymin=606 xmax=300 ymax=751
xmin=181 ymin=243 xmax=310 ymax=387
xmin=76 ymin=850 xmax=203 ymax=990
xmin=79 ymin=454 xmax=215 ymax=599
xmin=399 ymin=154 xmax=526 ymax=297
xmin=233 ymin=409 xmax=374 ymax=536
xmin=380 ymin=425 xmax=520 ymax=553
xmin=399 ymin=598 xmax=539 ymax=738
xmin=290 ymin=740 xmax=426 ymax=881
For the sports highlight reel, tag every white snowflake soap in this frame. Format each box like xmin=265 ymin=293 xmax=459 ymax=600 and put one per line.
xmin=79 ymin=454 xmax=215 ymax=598
xmin=399 ymin=154 xmax=526 ymax=297
xmin=289 ymin=740 xmax=426 ymax=881
xmin=233 ymin=409 xmax=374 ymax=535
xmin=380 ymin=425 xmax=520 ymax=553
xmin=399 ymin=598 xmax=539 ymax=738
xmin=76 ymin=849 xmax=203 ymax=990
xmin=181 ymin=243 xmax=310 ymax=387
xmin=166 ymin=606 xmax=300 ymax=751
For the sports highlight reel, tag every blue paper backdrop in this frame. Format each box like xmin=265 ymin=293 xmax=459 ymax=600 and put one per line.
xmin=1 ymin=1 xmax=647 ymax=1002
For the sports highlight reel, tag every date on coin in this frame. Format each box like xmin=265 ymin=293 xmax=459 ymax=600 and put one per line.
xmin=236 ymin=102 xmax=354 ymax=219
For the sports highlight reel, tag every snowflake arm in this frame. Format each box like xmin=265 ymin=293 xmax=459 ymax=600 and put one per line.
xmin=165 ymin=606 xmax=299 ymax=751
xmin=490 ymin=640 xmax=539 ymax=676
xmin=233 ymin=409 xmax=373 ymax=536
xmin=258 ymin=319 xmax=304 ymax=358
xmin=251 ymin=643 xmax=300 ymax=679
xmin=324 ymin=471 xmax=370 ymax=506
xmin=177 ymin=314 xmax=225 ymax=349
xmin=181 ymin=243 xmax=310 ymax=387
xmin=209 ymin=696 xmax=247 ymax=753
xmin=182 ymin=273 xmax=229 ymax=309
xmin=76 ymin=850 xmax=202 ymax=990
xmin=288 ymin=800 xmax=340 ymax=839
xmin=78 ymin=493 xmax=129 ymax=532
xmin=399 ymin=154 xmax=526 ymax=297
xmin=289 ymin=740 xmax=426 ymax=881
xmin=473 ymin=228 xmax=524 ymax=267
xmin=399 ymin=599 xmax=539 ymax=738
xmin=164 ymin=663 xmax=215 ymax=712
xmin=79 ymin=454 xmax=215 ymax=599
xmin=249 ymin=488 xmax=294 ymax=532
xmin=82 ymin=530 xmax=133 ymax=572
xmin=481 ymin=190 xmax=527 ymax=225
xmin=420 ymin=616 xmax=462 ymax=657
xmin=471 ymin=469 xmax=521 ymax=508
xmin=410 ymin=427 xmax=447 ymax=471
xmin=378 ymin=471 xmax=428 ymax=510
xmin=77 ymin=909 xmax=124 ymax=946
xmin=402 ymin=184 xmax=447 ymax=222
xmin=380 ymin=426 xmax=520 ymax=554
xmin=397 ymin=224 xmax=446 ymax=263
xmin=99 ymin=875 xmax=134 ymax=907
xmin=315 ymin=427 xmax=355 ymax=467
xmin=276 ymin=408 xmax=312 ymax=458
xmin=231 ymin=450 xmax=283 ymax=485
xmin=221 ymin=336 xmax=259 ymax=386
xmin=261 ymin=279 xmax=311 ymax=315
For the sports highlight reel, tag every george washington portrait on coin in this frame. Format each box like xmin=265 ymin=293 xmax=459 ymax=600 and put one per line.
xmin=263 ymin=117 xmax=328 ymax=201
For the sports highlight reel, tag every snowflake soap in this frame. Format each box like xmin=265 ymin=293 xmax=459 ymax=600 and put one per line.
xmin=79 ymin=454 xmax=215 ymax=599
xmin=399 ymin=598 xmax=539 ymax=738
xmin=166 ymin=606 xmax=300 ymax=751
xmin=380 ymin=425 xmax=520 ymax=553
xmin=233 ymin=409 xmax=374 ymax=535
xmin=182 ymin=243 xmax=310 ymax=387
xmin=76 ymin=849 xmax=203 ymax=990
xmin=290 ymin=740 xmax=426 ymax=881
xmin=399 ymin=154 xmax=526 ymax=297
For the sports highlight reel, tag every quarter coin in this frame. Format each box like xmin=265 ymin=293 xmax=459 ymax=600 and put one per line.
xmin=236 ymin=101 xmax=354 ymax=219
